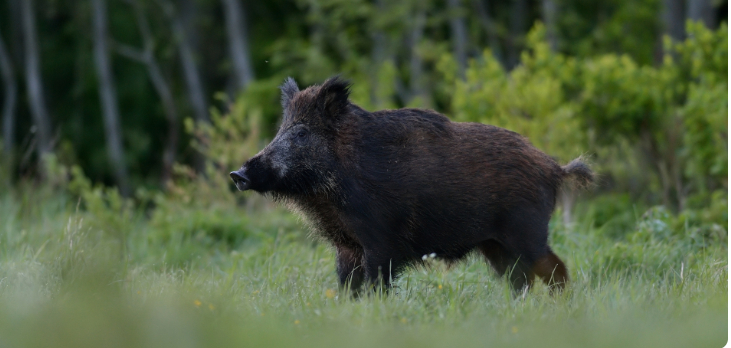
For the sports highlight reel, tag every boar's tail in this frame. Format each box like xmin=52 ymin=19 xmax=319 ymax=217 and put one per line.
xmin=561 ymin=157 xmax=594 ymax=189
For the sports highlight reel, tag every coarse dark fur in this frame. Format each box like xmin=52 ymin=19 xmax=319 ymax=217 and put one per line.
xmin=230 ymin=76 xmax=594 ymax=294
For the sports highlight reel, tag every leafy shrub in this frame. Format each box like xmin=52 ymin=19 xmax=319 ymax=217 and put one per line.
xmin=141 ymin=96 xmax=305 ymax=265
xmin=441 ymin=21 xmax=726 ymax=213
xmin=597 ymin=204 xmax=726 ymax=278
xmin=441 ymin=24 xmax=585 ymax=163
xmin=581 ymin=193 xmax=640 ymax=239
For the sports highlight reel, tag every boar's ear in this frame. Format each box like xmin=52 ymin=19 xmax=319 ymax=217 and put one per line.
xmin=280 ymin=77 xmax=299 ymax=109
xmin=317 ymin=76 xmax=351 ymax=123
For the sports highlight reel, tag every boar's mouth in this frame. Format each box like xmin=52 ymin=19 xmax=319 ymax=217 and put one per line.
xmin=229 ymin=170 xmax=251 ymax=191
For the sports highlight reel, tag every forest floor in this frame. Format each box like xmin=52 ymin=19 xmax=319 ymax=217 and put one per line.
xmin=0 ymin=188 xmax=726 ymax=348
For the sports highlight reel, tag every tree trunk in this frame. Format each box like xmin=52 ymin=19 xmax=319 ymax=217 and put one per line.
xmin=447 ymin=0 xmax=468 ymax=78
xmin=687 ymin=0 xmax=715 ymax=28
xmin=221 ymin=0 xmax=255 ymax=93
xmin=473 ymin=0 xmax=505 ymax=66
xmin=8 ymin=0 xmax=23 ymax=68
xmin=408 ymin=10 xmax=429 ymax=106
xmin=508 ymin=0 xmax=527 ymax=69
xmin=663 ymin=0 xmax=686 ymax=43
xmin=92 ymin=0 xmax=131 ymax=196
xmin=0 ymin=27 xmax=17 ymax=156
xmin=370 ymin=0 xmax=386 ymax=108
xmin=20 ymin=0 xmax=53 ymax=163
xmin=164 ymin=0 xmax=208 ymax=124
xmin=369 ymin=30 xmax=386 ymax=108
xmin=117 ymin=0 xmax=180 ymax=186
xmin=560 ymin=187 xmax=575 ymax=227
xmin=162 ymin=0 xmax=209 ymax=173
xmin=541 ymin=0 xmax=558 ymax=51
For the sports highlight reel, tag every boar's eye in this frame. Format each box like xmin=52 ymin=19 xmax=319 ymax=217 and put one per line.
xmin=297 ymin=129 xmax=307 ymax=138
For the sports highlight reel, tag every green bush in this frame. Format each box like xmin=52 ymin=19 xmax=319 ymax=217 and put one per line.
xmin=441 ymin=24 xmax=585 ymax=163
xmin=596 ymin=203 xmax=726 ymax=278
xmin=441 ymin=21 xmax=726 ymax=214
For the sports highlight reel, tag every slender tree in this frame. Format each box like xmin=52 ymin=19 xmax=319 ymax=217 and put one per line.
xmin=473 ymin=0 xmax=504 ymax=66
xmin=0 ymin=27 xmax=17 ymax=156
xmin=687 ymin=0 xmax=715 ymax=28
xmin=447 ymin=0 xmax=468 ymax=77
xmin=161 ymin=0 xmax=208 ymax=125
xmin=370 ymin=0 xmax=387 ymax=108
xmin=20 ymin=0 xmax=53 ymax=162
xmin=541 ymin=0 xmax=558 ymax=51
xmin=221 ymin=0 xmax=255 ymax=93
xmin=408 ymin=9 xmax=429 ymax=106
xmin=507 ymin=0 xmax=527 ymax=69
xmin=116 ymin=0 xmax=180 ymax=185
xmin=8 ymin=0 xmax=23 ymax=68
xmin=663 ymin=0 xmax=686 ymax=42
xmin=159 ymin=0 xmax=209 ymax=173
xmin=92 ymin=0 xmax=131 ymax=196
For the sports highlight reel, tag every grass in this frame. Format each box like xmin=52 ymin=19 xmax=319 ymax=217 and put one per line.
xmin=0 ymin=186 xmax=726 ymax=348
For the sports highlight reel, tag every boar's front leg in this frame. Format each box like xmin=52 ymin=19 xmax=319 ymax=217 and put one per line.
xmin=336 ymin=245 xmax=365 ymax=294
xmin=362 ymin=251 xmax=404 ymax=292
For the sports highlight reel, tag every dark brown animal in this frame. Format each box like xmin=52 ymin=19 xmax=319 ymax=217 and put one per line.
xmin=230 ymin=76 xmax=593 ymax=294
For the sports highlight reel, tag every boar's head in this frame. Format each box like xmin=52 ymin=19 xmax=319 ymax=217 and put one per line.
xmin=230 ymin=76 xmax=350 ymax=197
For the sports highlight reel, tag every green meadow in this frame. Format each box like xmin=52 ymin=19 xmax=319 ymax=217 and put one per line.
xmin=0 ymin=176 xmax=725 ymax=348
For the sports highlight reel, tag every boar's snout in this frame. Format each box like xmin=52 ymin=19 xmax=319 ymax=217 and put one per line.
xmin=229 ymin=170 xmax=251 ymax=191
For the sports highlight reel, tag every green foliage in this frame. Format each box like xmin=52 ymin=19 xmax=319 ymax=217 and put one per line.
xmin=674 ymin=22 xmax=728 ymax=190
xmin=187 ymin=94 xmax=264 ymax=171
xmin=441 ymin=21 xmax=727 ymax=212
xmin=66 ymin=164 xmax=134 ymax=256
xmin=581 ymin=193 xmax=640 ymax=239
xmin=557 ymin=0 xmax=662 ymax=65
xmin=443 ymin=24 xmax=585 ymax=161
xmin=142 ymin=97 xmax=306 ymax=266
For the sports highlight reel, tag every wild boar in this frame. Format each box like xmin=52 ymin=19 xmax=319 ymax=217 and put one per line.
xmin=230 ymin=76 xmax=593 ymax=293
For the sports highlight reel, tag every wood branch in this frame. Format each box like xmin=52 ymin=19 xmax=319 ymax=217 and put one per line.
xmin=20 ymin=0 xmax=53 ymax=160
xmin=0 ymin=26 xmax=18 ymax=155
xmin=92 ymin=0 xmax=131 ymax=196
xmin=113 ymin=42 xmax=149 ymax=62
xmin=158 ymin=0 xmax=209 ymax=173
xmin=117 ymin=0 xmax=180 ymax=186
xmin=221 ymin=0 xmax=255 ymax=92
xmin=159 ymin=0 xmax=208 ymax=124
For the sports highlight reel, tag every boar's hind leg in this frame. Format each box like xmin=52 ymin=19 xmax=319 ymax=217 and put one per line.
xmin=478 ymin=240 xmax=534 ymax=291
xmin=336 ymin=245 xmax=365 ymax=294
xmin=531 ymin=249 xmax=569 ymax=293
